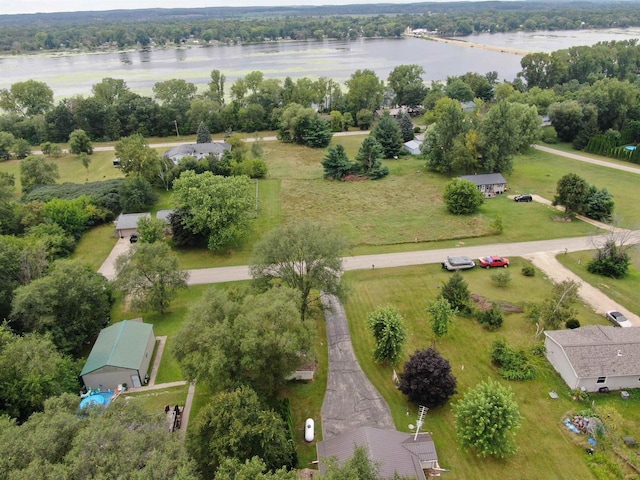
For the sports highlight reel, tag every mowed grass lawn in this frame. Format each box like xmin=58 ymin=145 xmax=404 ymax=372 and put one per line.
xmin=557 ymin=249 xmax=640 ymax=317
xmin=343 ymin=260 xmax=613 ymax=480
xmin=510 ymin=148 xmax=640 ymax=228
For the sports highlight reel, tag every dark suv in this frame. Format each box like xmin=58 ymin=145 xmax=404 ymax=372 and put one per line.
xmin=514 ymin=194 xmax=533 ymax=202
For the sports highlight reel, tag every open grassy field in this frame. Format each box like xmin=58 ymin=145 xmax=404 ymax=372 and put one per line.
xmin=0 ymin=150 xmax=124 ymax=194
xmin=510 ymin=148 xmax=640 ymax=228
xmin=342 ymin=260 xmax=626 ymax=480
xmin=164 ymin=137 xmax=601 ymax=269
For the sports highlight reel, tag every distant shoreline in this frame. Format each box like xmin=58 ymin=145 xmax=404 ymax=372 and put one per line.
xmin=406 ymin=33 xmax=531 ymax=56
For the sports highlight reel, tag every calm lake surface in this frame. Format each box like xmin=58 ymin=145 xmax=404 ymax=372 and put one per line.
xmin=451 ymin=27 xmax=640 ymax=53
xmin=1 ymin=28 xmax=639 ymax=98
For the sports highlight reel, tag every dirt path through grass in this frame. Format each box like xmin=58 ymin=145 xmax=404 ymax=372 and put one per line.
xmin=534 ymin=145 xmax=640 ymax=174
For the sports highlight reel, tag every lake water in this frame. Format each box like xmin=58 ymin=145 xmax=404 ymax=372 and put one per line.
xmin=1 ymin=28 xmax=639 ymax=98
xmin=0 ymin=37 xmax=524 ymax=98
xmin=451 ymin=27 xmax=640 ymax=53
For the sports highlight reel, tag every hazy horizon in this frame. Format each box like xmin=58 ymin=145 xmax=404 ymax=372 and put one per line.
xmin=1 ymin=0 xmax=503 ymax=16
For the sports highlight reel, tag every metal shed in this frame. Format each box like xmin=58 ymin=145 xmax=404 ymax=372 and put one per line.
xmin=81 ymin=320 xmax=155 ymax=390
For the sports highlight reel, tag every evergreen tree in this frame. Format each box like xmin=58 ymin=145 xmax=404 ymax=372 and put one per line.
xmin=321 ymin=144 xmax=353 ymax=180
xmin=355 ymin=137 xmax=388 ymax=179
xmin=440 ymin=271 xmax=471 ymax=314
xmin=396 ymin=110 xmax=415 ymax=142
xmin=196 ymin=121 xmax=212 ymax=143
xmin=372 ymin=111 xmax=403 ymax=158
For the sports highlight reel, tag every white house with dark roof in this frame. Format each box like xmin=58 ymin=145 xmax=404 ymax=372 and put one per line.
xmin=163 ymin=142 xmax=231 ymax=165
xmin=115 ymin=212 xmax=150 ymax=238
xmin=459 ymin=173 xmax=507 ymax=197
xmin=545 ymin=325 xmax=640 ymax=392
xmin=317 ymin=427 xmax=440 ymax=479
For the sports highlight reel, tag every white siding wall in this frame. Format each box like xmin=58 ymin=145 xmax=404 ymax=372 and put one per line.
xmin=576 ymin=375 xmax=640 ymax=393
xmin=545 ymin=337 xmax=579 ymax=389
xmin=83 ymin=366 xmax=138 ymax=391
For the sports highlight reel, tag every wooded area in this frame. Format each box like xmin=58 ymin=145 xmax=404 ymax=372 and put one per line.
xmin=1 ymin=1 xmax=640 ymax=53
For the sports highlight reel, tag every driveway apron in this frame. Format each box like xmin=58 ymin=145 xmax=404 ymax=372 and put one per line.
xmin=320 ymin=294 xmax=394 ymax=440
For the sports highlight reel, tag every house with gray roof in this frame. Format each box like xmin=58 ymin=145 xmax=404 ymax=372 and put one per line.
xmin=81 ymin=320 xmax=155 ymax=390
xmin=545 ymin=325 xmax=640 ymax=392
xmin=115 ymin=212 xmax=150 ymax=238
xmin=163 ymin=142 xmax=231 ymax=165
xmin=317 ymin=427 xmax=440 ymax=479
xmin=156 ymin=209 xmax=174 ymax=224
xmin=459 ymin=173 xmax=507 ymax=197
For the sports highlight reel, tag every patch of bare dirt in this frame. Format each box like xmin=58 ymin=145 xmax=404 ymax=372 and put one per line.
xmin=471 ymin=293 xmax=524 ymax=314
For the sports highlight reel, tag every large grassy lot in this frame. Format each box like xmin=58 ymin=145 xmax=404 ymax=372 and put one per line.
xmin=5 ymin=135 xmax=640 ymax=476
xmin=342 ymin=261 xmax=639 ymax=480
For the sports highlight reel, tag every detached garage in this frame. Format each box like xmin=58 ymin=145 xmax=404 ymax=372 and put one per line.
xmin=81 ymin=320 xmax=155 ymax=390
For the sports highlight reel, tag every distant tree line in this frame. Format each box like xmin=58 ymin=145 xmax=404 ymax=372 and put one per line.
xmin=2 ymin=2 xmax=640 ymax=53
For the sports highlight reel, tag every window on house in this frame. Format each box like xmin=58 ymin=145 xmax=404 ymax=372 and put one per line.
xmin=597 ymin=377 xmax=606 ymax=384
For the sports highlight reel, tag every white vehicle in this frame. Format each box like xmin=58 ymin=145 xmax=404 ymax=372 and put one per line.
xmin=304 ymin=418 xmax=314 ymax=442
xmin=441 ymin=256 xmax=476 ymax=271
xmin=606 ymin=310 xmax=633 ymax=328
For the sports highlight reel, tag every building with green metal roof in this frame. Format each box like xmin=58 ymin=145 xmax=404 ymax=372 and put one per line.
xmin=81 ymin=319 xmax=155 ymax=390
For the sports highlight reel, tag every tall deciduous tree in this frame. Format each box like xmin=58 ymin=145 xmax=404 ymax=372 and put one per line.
xmin=553 ymin=173 xmax=589 ymax=217
xmin=454 ymin=378 xmax=521 ymax=458
xmin=250 ymin=221 xmax=347 ymax=320
xmin=387 ymin=64 xmax=426 ymax=108
xmin=10 ymin=259 xmax=114 ymax=356
xmin=114 ymin=133 xmax=161 ymax=181
xmin=118 ymin=174 xmax=159 ymax=213
xmin=115 ymin=241 xmax=188 ymax=313
xmin=372 ymin=112 xmax=403 ymax=158
xmin=172 ymin=287 xmax=313 ymax=397
xmin=443 ymin=178 xmax=483 ymax=215
xmin=0 ymin=327 xmax=78 ymax=421
xmin=423 ymin=97 xmax=468 ymax=174
xmin=479 ymin=100 xmax=540 ymax=174
xmin=428 ymin=297 xmax=457 ymax=339
xmin=0 ymin=80 xmax=54 ymax=117
xmin=19 ymin=155 xmax=59 ymax=193
xmin=209 ymin=69 xmax=226 ymax=105
xmin=398 ymin=348 xmax=457 ymax=408
xmin=188 ymin=386 xmax=296 ymax=477
xmin=367 ymin=305 xmax=407 ymax=366
xmin=68 ymin=129 xmax=93 ymax=155
xmin=172 ymin=171 xmax=255 ymax=251
xmin=322 ymin=144 xmax=353 ymax=180
xmin=346 ymin=69 xmax=384 ymax=115
xmin=137 ymin=216 xmax=167 ymax=244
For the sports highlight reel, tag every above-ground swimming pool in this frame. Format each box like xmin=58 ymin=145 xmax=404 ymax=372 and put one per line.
xmin=79 ymin=391 xmax=113 ymax=409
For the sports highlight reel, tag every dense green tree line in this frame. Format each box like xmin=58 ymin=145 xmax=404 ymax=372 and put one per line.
xmin=2 ymin=2 xmax=640 ymax=53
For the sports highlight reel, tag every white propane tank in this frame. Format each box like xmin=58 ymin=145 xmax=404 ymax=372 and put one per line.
xmin=304 ymin=418 xmax=314 ymax=442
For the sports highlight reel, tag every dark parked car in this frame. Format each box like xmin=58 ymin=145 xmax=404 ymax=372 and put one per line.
xmin=514 ymin=194 xmax=533 ymax=202
xmin=129 ymin=233 xmax=139 ymax=243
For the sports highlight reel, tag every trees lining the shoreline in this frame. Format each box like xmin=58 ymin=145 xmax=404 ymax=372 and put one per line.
xmin=2 ymin=2 xmax=640 ymax=54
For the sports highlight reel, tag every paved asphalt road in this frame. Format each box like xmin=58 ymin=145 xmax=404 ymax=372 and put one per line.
xmin=185 ymin=231 xmax=640 ymax=285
